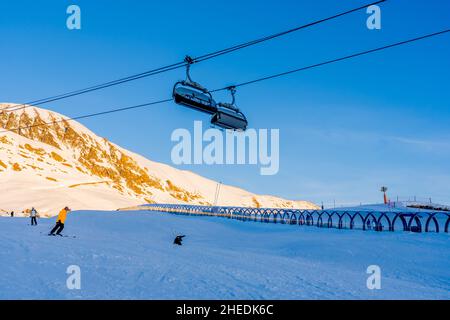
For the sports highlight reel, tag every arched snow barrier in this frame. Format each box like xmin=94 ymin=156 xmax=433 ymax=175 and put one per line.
xmin=377 ymin=213 xmax=392 ymax=232
xmin=363 ymin=213 xmax=378 ymax=231
xmin=298 ymin=212 xmax=306 ymax=226
xmin=407 ymin=213 xmax=423 ymax=233
xmin=305 ymin=212 xmax=314 ymax=226
xmin=425 ymin=213 xmax=444 ymax=233
xmin=392 ymin=214 xmax=409 ymax=232
xmin=338 ymin=212 xmax=352 ymax=229
xmin=289 ymin=213 xmax=297 ymax=225
xmin=351 ymin=212 xmax=365 ymax=230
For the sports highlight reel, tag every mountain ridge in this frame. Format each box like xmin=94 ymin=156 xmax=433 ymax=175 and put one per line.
xmin=0 ymin=103 xmax=318 ymax=216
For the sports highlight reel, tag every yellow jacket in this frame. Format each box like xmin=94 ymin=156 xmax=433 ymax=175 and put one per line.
xmin=57 ymin=208 xmax=68 ymax=224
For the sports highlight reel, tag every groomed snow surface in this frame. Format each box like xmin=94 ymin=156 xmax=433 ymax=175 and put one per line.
xmin=0 ymin=211 xmax=449 ymax=300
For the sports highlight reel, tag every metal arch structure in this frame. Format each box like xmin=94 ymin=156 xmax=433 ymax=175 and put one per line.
xmin=350 ymin=212 xmax=365 ymax=230
xmin=298 ymin=211 xmax=306 ymax=226
xmin=281 ymin=211 xmax=291 ymax=225
xmin=425 ymin=212 xmax=450 ymax=233
xmin=363 ymin=212 xmax=378 ymax=231
xmin=305 ymin=212 xmax=314 ymax=226
xmin=328 ymin=211 xmax=340 ymax=229
xmin=391 ymin=213 xmax=409 ymax=232
xmin=338 ymin=211 xmax=353 ymax=229
xmin=377 ymin=212 xmax=393 ymax=232
xmin=140 ymin=204 xmax=450 ymax=234
xmin=289 ymin=211 xmax=298 ymax=225
xmin=407 ymin=212 xmax=424 ymax=233
xmin=445 ymin=213 xmax=450 ymax=233
xmin=317 ymin=211 xmax=333 ymax=228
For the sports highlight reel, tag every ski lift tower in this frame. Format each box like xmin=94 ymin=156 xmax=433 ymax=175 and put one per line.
xmin=213 ymin=182 xmax=222 ymax=207
xmin=381 ymin=186 xmax=388 ymax=205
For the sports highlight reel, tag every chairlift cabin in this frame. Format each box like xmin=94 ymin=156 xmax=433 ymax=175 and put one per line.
xmin=173 ymin=84 xmax=217 ymax=114
xmin=211 ymin=87 xmax=248 ymax=131
xmin=211 ymin=107 xmax=248 ymax=131
xmin=172 ymin=56 xmax=217 ymax=115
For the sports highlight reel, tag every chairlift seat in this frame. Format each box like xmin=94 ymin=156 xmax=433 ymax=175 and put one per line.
xmin=211 ymin=103 xmax=248 ymax=131
xmin=173 ymin=84 xmax=217 ymax=115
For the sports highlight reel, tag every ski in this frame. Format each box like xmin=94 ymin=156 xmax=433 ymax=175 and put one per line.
xmin=57 ymin=234 xmax=76 ymax=238
xmin=42 ymin=232 xmax=76 ymax=238
xmin=51 ymin=234 xmax=76 ymax=238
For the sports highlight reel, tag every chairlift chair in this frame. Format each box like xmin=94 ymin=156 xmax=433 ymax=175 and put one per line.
xmin=211 ymin=86 xmax=248 ymax=131
xmin=172 ymin=56 xmax=217 ymax=115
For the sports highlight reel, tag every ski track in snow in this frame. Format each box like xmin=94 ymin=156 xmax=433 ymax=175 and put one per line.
xmin=0 ymin=211 xmax=449 ymax=300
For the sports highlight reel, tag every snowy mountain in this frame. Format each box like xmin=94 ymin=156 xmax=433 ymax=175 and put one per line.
xmin=0 ymin=103 xmax=318 ymax=216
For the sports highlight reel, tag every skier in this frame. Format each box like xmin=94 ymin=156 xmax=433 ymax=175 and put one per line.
xmin=10 ymin=211 xmax=14 ymax=217
xmin=173 ymin=235 xmax=186 ymax=246
xmin=30 ymin=207 xmax=38 ymax=226
xmin=49 ymin=207 xmax=71 ymax=236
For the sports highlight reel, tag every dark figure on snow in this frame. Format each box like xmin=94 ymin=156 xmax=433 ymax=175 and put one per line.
xmin=49 ymin=207 xmax=71 ymax=236
xmin=173 ymin=235 xmax=186 ymax=246
xmin=30 ymin=207 xmax=38 ymax=226
xmin=10 ymin=211 xmax=14 ymax=217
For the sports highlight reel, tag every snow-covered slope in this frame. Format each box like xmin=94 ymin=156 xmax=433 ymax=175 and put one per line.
xmin=0 ymin=103 xmax=318 ymax=216
xmin=0 ymin=211 xmax=448 ymax=299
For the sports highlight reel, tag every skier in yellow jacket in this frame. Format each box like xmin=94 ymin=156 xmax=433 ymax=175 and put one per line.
xmin=49 ymin=207 xmax=71 ymax=236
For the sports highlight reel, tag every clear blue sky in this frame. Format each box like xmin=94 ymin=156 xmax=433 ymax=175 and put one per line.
xmin=1 ymin=0 xmax=449 ymax=206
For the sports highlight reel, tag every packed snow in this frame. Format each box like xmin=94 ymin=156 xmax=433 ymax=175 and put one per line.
xmin=0 ymin=211 xmax=448 ymax=299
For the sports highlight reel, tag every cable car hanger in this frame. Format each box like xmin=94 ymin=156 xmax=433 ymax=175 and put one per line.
xmin=211 ymin=86 xmax=248 ymax=132
xmin=183 ymin=56 xmax=207 ymax=93
xmin=217 ymin=86 xmax=238 ymax=111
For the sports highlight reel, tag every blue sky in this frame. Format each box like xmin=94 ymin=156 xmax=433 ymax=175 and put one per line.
xmin=1 ymin=0 xmax=449 ymax=206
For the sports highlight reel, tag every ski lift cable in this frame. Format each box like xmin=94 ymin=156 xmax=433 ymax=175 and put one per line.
xmin=193 ymin=0 xmax=387 ymax=62
xmin=4 ymin=0 xmax=386 ymax=113
xmin=4 ymin=64 xmax=186 ymax=113
xmin=209 ymin=29 xmax=450 ymax=93
xmin=1 ymin=28 xmax=447 ymax=134
xmin=0 ymin=99 xmax=173 ymax=134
